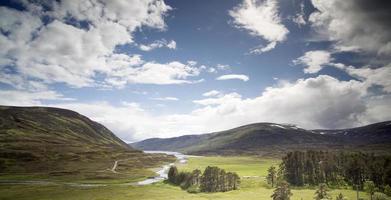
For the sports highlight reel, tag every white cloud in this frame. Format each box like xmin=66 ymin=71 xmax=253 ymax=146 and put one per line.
xmin=229 ymin=0 xmax=289 ymax=53
xmin=201 ymin=64 xmax=231 ymax=74
xmin=208 ymin=68 xmax=217 ymax=73
xmin=202 ymin=90 xmax=222 ymax=97
xmin=293 ymin=50 xmax=332 ymax=73
xmin=0 ymin=0 xmax=175 ymax=89
xmin=250 ymin=42 xmax=277 ymax=54
xmin=334 ymin=63 xmax=391 ymax=93
xmin=309 ymin=0 xmax=391 ymax=55
xmin=123 ymin=61 xmax=201 ymax=85
xmin=187 ymin=61 xmax=197 ymax=66
xmin=216 ymin=74 xmax=250 ymax=82
xmin=292 ymin=2 xmax=306 ymax=26
xmin=139 ymin=39 xmax=176 ymax=51
xmin=166 ymin=40 xmax=177 ymax=49
xmin=151 ymin=97 xmax=179 ymax=101
xmin=0 ymin=90 xmax=74 ymax=106
xmin=194 ymin=93 xmax=242 ymax=106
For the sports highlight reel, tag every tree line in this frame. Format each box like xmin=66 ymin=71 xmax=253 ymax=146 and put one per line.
xmin=279 ymin=151 xmax=391 ymax=190
xmin=167 ymin=165 xmax=240 ymax=193
xmin=268 ymin=150 xmax=391 ymax=199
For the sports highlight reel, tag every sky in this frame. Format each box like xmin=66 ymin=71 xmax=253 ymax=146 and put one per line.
xmin=0 ymin=0 xmax=391 ymax=142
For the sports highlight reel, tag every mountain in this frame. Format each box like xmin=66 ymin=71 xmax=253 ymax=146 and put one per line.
xmin=0 ymin=106 xmax=173 ymax=178
xmin=131 ymin=122 xmax=391 ymax=155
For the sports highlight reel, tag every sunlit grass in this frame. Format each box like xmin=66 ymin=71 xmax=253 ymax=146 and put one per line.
xmin=0 ymin=156 xmax=369 ymax=200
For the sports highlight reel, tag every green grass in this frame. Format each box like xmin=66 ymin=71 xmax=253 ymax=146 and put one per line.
xmin=0 ymin=156 xmax=370 ymax=200
xmin=178 ymin=156 xmax=279 ymax=177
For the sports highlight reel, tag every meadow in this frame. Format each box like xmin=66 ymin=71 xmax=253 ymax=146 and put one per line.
xmin=0 ymin=156 xmax=368 ymax=200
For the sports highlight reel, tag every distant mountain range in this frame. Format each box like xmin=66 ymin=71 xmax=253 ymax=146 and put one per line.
xmin=130 ymin=122 xmax=391 ymax=156
xmin=0 ymin=106 xmax=172 ymax=175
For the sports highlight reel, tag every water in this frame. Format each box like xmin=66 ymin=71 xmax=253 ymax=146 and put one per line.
xmin=137 ymin=151 xmax=189 ymax=185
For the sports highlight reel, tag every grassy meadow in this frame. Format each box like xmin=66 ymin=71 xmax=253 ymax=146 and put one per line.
xmin=0 ymin=156 xmax=368 ymax=200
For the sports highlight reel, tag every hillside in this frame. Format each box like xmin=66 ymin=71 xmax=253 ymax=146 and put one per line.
xmin=0 ymin=106 xmax=174 ymax=179
xmin=131 ymin=122 xmax=391 ymax=155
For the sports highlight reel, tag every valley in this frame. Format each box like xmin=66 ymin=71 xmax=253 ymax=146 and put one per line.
xmin=0 ymin=156 xmax=369 ymax=200
xmin=0 ymin=106 xmax=390 ymax=200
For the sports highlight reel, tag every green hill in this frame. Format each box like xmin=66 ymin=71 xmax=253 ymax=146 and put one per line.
xmin=0 ymin=106 xmax=173 ymax=180
xmin=131 ymin=122 xmax=391 ymax=155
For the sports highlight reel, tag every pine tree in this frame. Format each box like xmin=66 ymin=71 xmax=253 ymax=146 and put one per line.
xmin=364 ymin=180 xmax=376 ymax=200
xmin=191 ymin=169 xmax=201 ymax=186
xmin=268 ymin=166 xmax=277 ymax=187
xmin=168 ymin=166 xmax=178 ymax=184
xmin=314 ymin=183 xmax=331 ymax=200
xmin=200 ymin=166 xmax=212 ymax=192
xmin=384 ymin=185 xmax=391 ymax=197
xmin=271 ymin=181 xmax=292 ymax=200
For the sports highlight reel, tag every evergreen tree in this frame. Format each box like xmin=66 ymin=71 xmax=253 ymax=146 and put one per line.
xmin=364 ymin=180 xmax=376 ymax=200
xmin=280 ymin=151 xmax=391 ymax=188
xmin=200 ymin=166 xmax=213 ymax=192
xmin=271 ymin=181 xmax=292 ymax=200
xmin=232 ymin=172 xmax=240 ymax=190
xmin=191 ymin=169 xmax=202 ymax=186
xmin=168 ymin=166 xmax=178 ymax=184
xmin=268 ymin=166 xmax=277 ymax=187
xmin=314 ymin=183 xmax=331 ymax=200
xmin=384 ymin=185 xmax=391 ymax=197
xmin=335 ymin=193 xmax=344 ymax=200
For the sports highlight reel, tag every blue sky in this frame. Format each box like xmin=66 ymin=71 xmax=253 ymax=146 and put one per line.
xmin=0 ymin=0 xmax=390 ymax=142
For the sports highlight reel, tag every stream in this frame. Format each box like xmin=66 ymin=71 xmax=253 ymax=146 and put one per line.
xmin=137 ymin=151 xmax=189 ymax=185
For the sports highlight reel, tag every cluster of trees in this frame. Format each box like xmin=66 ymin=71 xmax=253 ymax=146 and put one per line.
xmin=167 ymin=165 xmax=240 ymax=193
xmin=279 ymin=151 xmax=391 ymax=190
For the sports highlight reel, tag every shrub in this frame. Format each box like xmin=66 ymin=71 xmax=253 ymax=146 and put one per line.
xmin=372 ymin=192 xmax=389 ymax=200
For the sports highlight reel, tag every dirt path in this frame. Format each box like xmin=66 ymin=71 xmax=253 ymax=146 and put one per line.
xmin=110 ymin=160 xmax=119 ymax=173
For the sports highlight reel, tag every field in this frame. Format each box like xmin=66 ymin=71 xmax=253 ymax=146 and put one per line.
xmin=0 ymin=156 xmax=368 ymax=200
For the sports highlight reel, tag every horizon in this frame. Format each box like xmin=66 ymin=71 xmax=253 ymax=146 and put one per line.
xmin=0 ymin=0 xmax=390 ymax=142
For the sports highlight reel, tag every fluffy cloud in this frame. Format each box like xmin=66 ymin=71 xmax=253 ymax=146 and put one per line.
xmin=0 ymin=0 xmax=178 ymax=89
xmin=229 ymin=0 xmax=289 ymax=53
xmin=333 ymin=63 xmax=391 ymax=93
xmin=3 ymin=74 xmax=391 ymax=141
xmin=191 ymin=75 xmax=368 ymax=130
xmin=293 ymin=50 xmax=332 ymax=73
xmin=292 ymin=2 xmax=306 ymax=26
xmin=309 ymin=0 xmax=391 ymax=55
xmin=216 ymin=74 xmax=249 ymax=82
xmin=139 ymin=39 xmax=176 ymax=51
xmin=103 ymin=60 xmax=202 ymax=87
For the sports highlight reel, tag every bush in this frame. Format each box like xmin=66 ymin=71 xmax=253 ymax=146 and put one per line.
xmin=373 ymin=192 xmax=389 ymax=200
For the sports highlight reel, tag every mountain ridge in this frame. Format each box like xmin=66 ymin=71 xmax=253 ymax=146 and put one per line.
xmin=130 ymin=121 xmax=391 ymax=155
